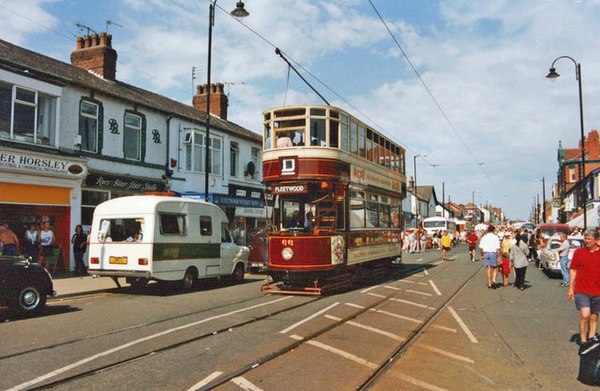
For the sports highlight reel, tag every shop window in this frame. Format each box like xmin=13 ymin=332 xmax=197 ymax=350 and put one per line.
xmin=123 ymin=112 xmax=143 ymax=161
xmin=200 ymin=216 xmax=212 ymax=236
xmin=80 ymin=100 xmax=100 ymax=153
xmin=81 ymin=190 xmax=109 ymax=226
xmin=0 ymin=82 xmax=58 ymax=146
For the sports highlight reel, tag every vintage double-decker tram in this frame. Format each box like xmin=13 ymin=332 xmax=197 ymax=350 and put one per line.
xmin=261 ymin=105 xmax=406 ymax=295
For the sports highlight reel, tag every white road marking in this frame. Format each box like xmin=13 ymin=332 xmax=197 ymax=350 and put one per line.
xmin=345 ymin=302 xmax=365 ymax=309
xmin=279 ymin=302 xmax=340 ymax=334
xmin=396 ymin=373 xmax=448 ymax=391
xmin=406 ymin=289 xmax=433 ymax=297
xmin=290 ymin=334 xmax=304 ymax=341
xmin=231 ymin=377 xmax=263 ymax=391
xmin=423 ymin=268 xmax=430 ymax=275
xmin=414 ymin=257 xmax=424 ymax=262
xmin=368 ymin=308 xmax=422 ymax=324
xmin=390 ymin=298 xmax=436 ymax=310
xmin=429 ymin=280 xmax=442 ymax=296
xmin=325 ymin=315 xmax=406 ymax=342
xmin=448 ymin=306 xmax=478 ymax=343
xmin=7 ymin=297 xmax=293 ymax=391
xmin=360 ymin=285 xmax=381 ymax=293
xmin=292 ymin=335 xmax=378 ymax=369
xmin=433 ymin=260 xmax=444 ymax=265
xmin=367 ymin=292 xmax=386 ymax=298
xmin=388 ymin=280 xmax=428 ymax=287
xmin=418 ymin=343 xmax=475 ymax=363
xmin=187 ymin=371 xmax=223 ymax=391
xmin=448 ymin=255 xmax=457 ymax=261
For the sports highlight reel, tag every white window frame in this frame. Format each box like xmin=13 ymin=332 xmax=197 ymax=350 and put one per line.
xmin=230 ymin=141 xmax=239 ymax=177
xmin=0 ymin=83 xmax=58 ymax=146
xmin=80 ymin=100 xmax=99 ymax=153
xmin=185 ymin=131 xmax=222 ymax=175
xmin=124 ymin=112 xmax=142 ymax=161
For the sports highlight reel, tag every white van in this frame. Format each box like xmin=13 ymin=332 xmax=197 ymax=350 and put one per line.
xmin=88 ymin=195 xmax=249 ymax=290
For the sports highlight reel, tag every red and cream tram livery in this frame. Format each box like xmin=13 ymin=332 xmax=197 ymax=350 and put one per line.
xmin=261 ymin=105 xmax=407 ymax=294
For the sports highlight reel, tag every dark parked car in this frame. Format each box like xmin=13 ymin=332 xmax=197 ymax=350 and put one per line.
xmin=0 ymin=256 xmax=55 ymax=314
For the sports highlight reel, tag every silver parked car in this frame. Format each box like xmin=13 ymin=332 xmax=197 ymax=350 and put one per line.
xmin=538 ymin=235 xmax=584 ymax=276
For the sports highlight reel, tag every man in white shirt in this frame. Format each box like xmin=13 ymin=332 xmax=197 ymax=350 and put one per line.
xmin=479 ymin=225 xmax=501 ymax=289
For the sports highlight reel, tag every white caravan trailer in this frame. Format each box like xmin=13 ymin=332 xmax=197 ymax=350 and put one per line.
xmin=88 ymin=195 xmax=249 ymax=289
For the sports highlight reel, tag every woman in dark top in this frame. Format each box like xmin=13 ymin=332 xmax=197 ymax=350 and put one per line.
xmin=71 ymin=225 xmax=88 ymax=275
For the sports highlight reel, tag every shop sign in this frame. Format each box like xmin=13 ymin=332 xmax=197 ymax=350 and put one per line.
xmin=272 ymin=183 xmax=307 ymax=194
xmin=0 ymin=148 xmax=86 ymax=177
xmin=85 ymin=173 xmax=164 ymax=192
xmin=213 ymin=194 xmax=264 ymax=208
xmin=235 ymin=207 xmax=267 ymax=218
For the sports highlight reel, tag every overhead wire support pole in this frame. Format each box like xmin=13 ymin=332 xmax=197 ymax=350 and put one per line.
xmin=275 ymin=48 xmax=330 ymax=106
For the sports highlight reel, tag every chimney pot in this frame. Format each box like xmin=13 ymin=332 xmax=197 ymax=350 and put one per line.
xmin=71 ymin=33 xmax=117 ymax=80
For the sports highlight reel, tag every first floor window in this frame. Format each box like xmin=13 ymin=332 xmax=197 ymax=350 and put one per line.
xmin=230 ymin=141 xmax=239 ymax=177
xmin=124 ymin=113 xmax=142 ymax=160
xmin=0 ymin=82 xmax=58 ymax=146
xmin=80 ymin=100 xmax=99 ymax=152
xmin=185 ymin=131 xmax=222 ymax=175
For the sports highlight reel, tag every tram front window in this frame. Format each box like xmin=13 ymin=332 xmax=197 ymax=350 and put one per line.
xmin=277 ymin=184 xmax=342 ymax=233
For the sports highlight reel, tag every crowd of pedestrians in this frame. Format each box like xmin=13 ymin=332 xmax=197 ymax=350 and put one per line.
xmin=0 ymin=220 xmax=88 ymax=275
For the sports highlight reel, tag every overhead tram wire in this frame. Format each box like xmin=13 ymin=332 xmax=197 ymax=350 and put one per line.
xmin=275 ymin=48 xmax=330 ymax=106
xmin=367 ymin=0 xmax=489 ymax=179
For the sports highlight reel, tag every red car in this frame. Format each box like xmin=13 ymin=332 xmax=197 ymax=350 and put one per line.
xmin=248 ymin=232 xmax=268 ymax=273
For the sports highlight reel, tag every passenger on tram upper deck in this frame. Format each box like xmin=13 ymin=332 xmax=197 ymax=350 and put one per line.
xmin=277 ymin=132 xmax=294 ymax=148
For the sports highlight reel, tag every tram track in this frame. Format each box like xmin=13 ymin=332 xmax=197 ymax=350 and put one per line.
xmin=194 ymin=256 xmax=479 ymax=390
xmin=11 ymin=256 xmax=453 ymax=390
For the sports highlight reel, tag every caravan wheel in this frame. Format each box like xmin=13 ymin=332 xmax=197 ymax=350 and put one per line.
xmin=182 ymin=268 xmax=198 ymax=289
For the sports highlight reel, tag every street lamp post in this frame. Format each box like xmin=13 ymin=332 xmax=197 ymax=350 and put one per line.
xmin=413 ymin=154 xmax=427 ymax=227
xmin=204 ymin=1 xmax=249 ymax=202
xmin=546 ymin=56 xmax=586 ymax=230
xmin=540 ymin=177 xmax=546 ymax=223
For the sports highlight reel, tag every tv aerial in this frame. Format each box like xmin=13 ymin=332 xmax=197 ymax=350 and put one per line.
xmin=106 ymin=20 xmax=123 ymax=34
xmin=75 ymin=23 xmax=97 ymax=36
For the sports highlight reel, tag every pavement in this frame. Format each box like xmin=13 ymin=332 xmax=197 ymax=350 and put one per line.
xmin=49 ymin=273 xmax=125 ymax=298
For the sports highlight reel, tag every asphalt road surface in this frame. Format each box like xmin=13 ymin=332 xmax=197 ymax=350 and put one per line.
xmin=0 ymin=245 xmax=589 ymax=390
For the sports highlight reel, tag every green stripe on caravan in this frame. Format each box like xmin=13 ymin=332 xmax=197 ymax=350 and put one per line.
xmin=153 ymin=243 xmax=221 ymax=261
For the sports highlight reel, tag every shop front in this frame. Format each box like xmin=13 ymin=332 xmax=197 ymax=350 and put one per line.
xmin=81 ymin=171 xmax=167 ymax=227
xmin=0 ymin=146 xmax=87 ymax=271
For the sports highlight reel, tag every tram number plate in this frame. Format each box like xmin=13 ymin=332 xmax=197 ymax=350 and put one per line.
xmin=109 ymin=256 xmax=128 ymax=265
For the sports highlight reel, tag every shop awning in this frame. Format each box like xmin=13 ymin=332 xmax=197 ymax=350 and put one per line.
xmin=567 ymin=203 xmax=600 ymax=228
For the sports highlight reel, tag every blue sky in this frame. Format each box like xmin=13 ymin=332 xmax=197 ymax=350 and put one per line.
xmin=2 ymin=0 xmax=600 ymax=221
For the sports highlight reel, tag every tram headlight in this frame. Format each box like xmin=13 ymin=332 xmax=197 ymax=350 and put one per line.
xmin=281 ymin=247 xmax=294 ymax=261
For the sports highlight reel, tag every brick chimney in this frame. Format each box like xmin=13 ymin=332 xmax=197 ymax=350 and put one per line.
xmin=70 ymin=33 xmax=117 ymax=80
xmin=193 ymin=83 xmax=228 ymax=120
xmin=586 ymin=129 xmax=600 ymax=160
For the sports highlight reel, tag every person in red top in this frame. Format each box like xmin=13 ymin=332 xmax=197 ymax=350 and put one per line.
xmin=568 ymin=229 xmax=600 ymax=354
xmin=466 ymin=230 xmax=479 ymax=262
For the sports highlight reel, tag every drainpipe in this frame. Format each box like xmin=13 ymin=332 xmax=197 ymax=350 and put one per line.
xmin=165 ymin=113 xmax=174 ymax=179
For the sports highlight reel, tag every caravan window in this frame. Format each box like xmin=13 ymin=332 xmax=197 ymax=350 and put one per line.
xmin=98 ymin=218 xmax=144 ymax=242
xmin=200 ymin=216 xmax=212 ymax=236
xmin=160 ymin=214 xmax=186 ymax=235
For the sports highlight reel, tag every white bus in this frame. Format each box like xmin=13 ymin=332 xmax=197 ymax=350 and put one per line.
xmin=88 ymin=195 xmax=249 ymax=290
xmin=422 ymin=216 xmax=457 ymax=236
